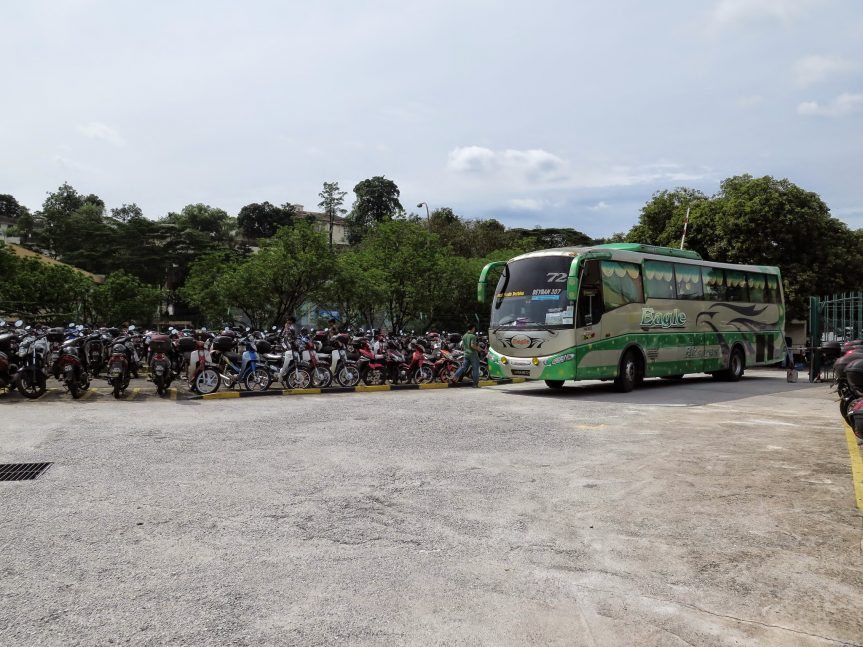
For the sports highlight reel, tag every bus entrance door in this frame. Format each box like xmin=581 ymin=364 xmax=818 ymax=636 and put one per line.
xmin=574 ymin=261 xmax=606 ymax=379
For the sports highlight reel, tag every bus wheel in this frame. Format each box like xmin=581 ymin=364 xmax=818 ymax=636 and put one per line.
xmin=544 ymin=380 xmax=564 ymax=389
xmin=727 ymin=347 xmax=745 ymax=381
xmin=615 ymin=351 xmax=641 ymax=393
xmin=715 ymin=347 xmax=745 ymax=381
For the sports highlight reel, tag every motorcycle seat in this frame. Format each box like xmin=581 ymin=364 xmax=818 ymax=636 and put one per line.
xmin=223 ymin=352 xmax=242 ymax=364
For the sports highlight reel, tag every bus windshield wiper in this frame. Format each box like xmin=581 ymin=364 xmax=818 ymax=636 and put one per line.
xmin=519 ymin=320 xmax=559 ymax=335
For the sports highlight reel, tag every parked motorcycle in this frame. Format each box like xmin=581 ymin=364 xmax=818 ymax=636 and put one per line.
xmin=148 ymin=334 xmax=175 ymax=397
xmin=106 ymin=337 xmax=134 ymax=399
xmin=54 ymin=335 xmax=90 ymax=399
xmin=17 ymin=330 xmax=50 ymax=399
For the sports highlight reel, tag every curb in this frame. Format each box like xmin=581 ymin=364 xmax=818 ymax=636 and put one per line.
xmin=190 ymin=378 xmax=525 ymax=401
xmin=842 ymin=422 xmax=863 ymax=511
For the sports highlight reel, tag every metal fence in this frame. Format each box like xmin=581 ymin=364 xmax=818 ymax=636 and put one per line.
xmin=808 ymin=293 xmax=863 ymax=381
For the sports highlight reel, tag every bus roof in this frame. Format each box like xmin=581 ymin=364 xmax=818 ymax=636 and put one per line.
xmin=509 ymin=243 xmax=781 ymax=275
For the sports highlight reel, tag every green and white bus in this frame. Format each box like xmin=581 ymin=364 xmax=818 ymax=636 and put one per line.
xmin=477 ymin=243 xmax=785 ymax=391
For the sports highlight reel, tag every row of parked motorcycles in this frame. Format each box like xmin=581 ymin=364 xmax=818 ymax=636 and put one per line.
xmin=0 ymin=319 xmax=491 ymax=399
xmin=827 ymin=339 xmax=863 ymax=440
xmin=0 ymin=319 xmax=147 ymax=399
xmin=185 ymin=327 xmax=492 ymax=395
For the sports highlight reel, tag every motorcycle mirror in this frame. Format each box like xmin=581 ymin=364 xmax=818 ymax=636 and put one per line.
xmin=77 ymin=324 xmax=84 ymax=331
xmin=272 ymin=326 xmax=277 ymax=330
xmin=246 ymin=327 xmax=251 ymax=332
xmin=128 ymin=325 xmax=136 ymax=331
xmin=201 ymin=326 xmax=207 ymax=332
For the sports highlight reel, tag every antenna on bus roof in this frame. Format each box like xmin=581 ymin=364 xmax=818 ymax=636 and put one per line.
xmin=680 ymin=207 xmax=691 ymax=250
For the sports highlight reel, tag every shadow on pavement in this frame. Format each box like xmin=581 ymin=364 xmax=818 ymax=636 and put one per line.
xmin=501 ymin=370 xmax=828 ymax=407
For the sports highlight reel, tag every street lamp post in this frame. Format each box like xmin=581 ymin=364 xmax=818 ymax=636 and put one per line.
xmin=417 ymin=202 xmax=430 ymax=227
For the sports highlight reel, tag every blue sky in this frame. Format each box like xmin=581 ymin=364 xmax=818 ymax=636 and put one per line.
xmin=1 ymin=0 xmax=861 ymax=237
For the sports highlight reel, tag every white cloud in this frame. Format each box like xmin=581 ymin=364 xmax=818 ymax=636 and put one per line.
xmin=712 ymin=0 xmax=818 ymax=27
xmin=53 ymin=154 xmax=102 ymax=175
xmin=588 ymin=201 xmax=610 ymax=211
xmin=794 ymin=55 xmax=856 ymax=87
xmin=77 ymin=122 xmax=125 ymax=146
xmin=447 ymin=146 xmax=569 ymax=184
xmin=797 ymin=93 xmax=863 ymax=117
xmin=507 ymin=198 xmax=544 ymax=211
xmin=447 ymin=147 xmax=709 ymax=192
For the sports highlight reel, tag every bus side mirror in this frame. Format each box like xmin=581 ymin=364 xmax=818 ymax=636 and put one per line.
xmin=477 ymin=261 xmax=507 ymax=304
xmin=567 ymin=258 xmax=580 ymax=301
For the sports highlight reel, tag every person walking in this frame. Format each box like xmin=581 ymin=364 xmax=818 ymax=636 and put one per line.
xmin=452 ymin=323 xmax=480 ymax=387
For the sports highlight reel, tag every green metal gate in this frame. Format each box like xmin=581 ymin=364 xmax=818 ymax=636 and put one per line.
xmin=808 ymin=293 xmax=863 ymax=381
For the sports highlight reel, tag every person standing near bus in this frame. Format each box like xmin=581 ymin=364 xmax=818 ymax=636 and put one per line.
xmin=452 ymin=323 xmax=480 ymax=387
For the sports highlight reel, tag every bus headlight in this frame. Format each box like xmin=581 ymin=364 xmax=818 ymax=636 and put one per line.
xmin=500 ymin=356 xmax=508 ymax=364
xmin=532 ymin=357 xmax=540 ymax=366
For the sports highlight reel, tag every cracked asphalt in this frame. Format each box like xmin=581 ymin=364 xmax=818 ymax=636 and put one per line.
xmin=1 ymin=370 xmax=861 ymax=646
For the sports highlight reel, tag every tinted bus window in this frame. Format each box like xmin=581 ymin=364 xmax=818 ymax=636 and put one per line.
xmin=725 ymin=269 xmax=749 ymax=302
xmin=747 ymin=273 xmax=765 ymax=302
xmin=764 ymin=274 xmax=780 ymax=304
xmin=644 ymin=260 xmax=676 ymax=299
xmin=675 ymin=263 xmax=703 ymax=300
xmin=601 ymin=261 xmax=643 ymax=310
xmin=702 ymin=267 xmax=726 ymax=300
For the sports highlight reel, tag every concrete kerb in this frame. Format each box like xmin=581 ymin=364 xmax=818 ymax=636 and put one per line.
xmin=189 ymin=378 xmax=525 ymax=401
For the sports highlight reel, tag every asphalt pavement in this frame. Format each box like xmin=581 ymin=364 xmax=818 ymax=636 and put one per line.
xmin=1 ymin=370 xmax=861 ymax=646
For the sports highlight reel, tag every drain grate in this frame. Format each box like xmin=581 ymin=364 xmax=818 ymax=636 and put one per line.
xmin=0 ymin=463 xmax=53 ymax=482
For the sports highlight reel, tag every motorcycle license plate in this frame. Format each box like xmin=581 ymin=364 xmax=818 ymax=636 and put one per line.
xmin=154 ymin=367 xmax=164 ymax=374
xmin=109 ymin=368 xmax=122 ymax=377
xmin=511 ymin=369 xmax=531 ymax=376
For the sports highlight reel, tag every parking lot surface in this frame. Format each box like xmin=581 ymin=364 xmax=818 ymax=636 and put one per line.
xmin=1 ymin=370 xmax=861 ymax=646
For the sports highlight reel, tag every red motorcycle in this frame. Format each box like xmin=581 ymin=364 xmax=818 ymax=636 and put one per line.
xmin=432 ymin=345 xmax=460 ymax=383
xmin=356 ymin=339 xmax=386 ymax=386
xmin=403 ymin=341 xmax=434 ymax=383
xmin=107 ymin=340 xmax=132 ymax=399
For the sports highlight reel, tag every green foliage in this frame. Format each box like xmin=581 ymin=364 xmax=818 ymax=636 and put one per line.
xmin=237 ymin=202 xmax=295 ymax=239
xmin=0 ymin=194 xmax=23 ymax=220
xmin=182 ymin=222 xmax=334 ymax=329
xmin=346 ymin=176 xmax=403 ymax=244
xmin=89 ymin=271 xmax=163 ymax=326
xmin=318 ymin=181 xmax=348 ymax=249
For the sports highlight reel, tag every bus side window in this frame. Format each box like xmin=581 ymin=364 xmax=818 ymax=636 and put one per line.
xmin=764 ymin=274 xmax=780 ymax=303
xmin=643 ymin=260 xmax=676 ymax=299
xmin=725 ymin=269 xmax=749 ymax=302
xmin=601 ymin=261 xmax=643 ymax=311
xmin=675 ymin=263 xmax=703 ymax=300
xmin=702 ymin=267 xmax=726 ymax=300
xmin=747 ymin=273 xmax=765 ymax=302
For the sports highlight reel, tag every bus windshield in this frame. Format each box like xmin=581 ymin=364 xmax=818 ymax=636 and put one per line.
xmin=491 ymin=256 xmax=574 ymax=329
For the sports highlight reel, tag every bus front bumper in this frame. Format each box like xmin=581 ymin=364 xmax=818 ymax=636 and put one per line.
xmin=488 ymin=349 xmax=577 ymax=382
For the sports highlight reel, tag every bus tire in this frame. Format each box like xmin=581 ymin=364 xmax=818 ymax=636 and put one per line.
xmin=544 ymin=380 xmax=564 ymax=389
xmin=615 ymin=350 xmax=641 ymax=393
xmin=715 ymin=347 xmax=745 ymax=381
xmin=727 ymin=347 xmax=745 ymax=381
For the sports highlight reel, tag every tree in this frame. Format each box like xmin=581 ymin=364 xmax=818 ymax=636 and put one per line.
xmin=625 ymin=187 xmax=708 ymax=247
xmin=88 ymin=271 xmax=163 ymax=326
xmin=318 ymin=181 xmax=347 ymax=249
xmin=109 ymin=203 xmax=144 ymax=223
xmin=345 ymin=176 xmax=403 ymax=244
xmin=237 ymin=202 xmax=296 ymax=240
xmin=33 ymin=182 xmax=105 ymax=258
xmin=0 ymin=194 xmax=23 ymax=221
xmin=181 ymin=222 xmax=334 ymax=329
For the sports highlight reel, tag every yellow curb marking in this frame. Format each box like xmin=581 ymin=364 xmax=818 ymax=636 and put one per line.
xmin=202 ymin=391 xmax=240 ymax=399
xmin=843 ymin=423 xmax=863 ymax=511
xmin=79 ymin=390 xmax=95 ymax=401
xmin=281 ymin=388 xmax=322 ymax=396
xmin=127 ymin=388 xmax=140 ymax=400
xmin=418 ymin=382 xmax=449 ymax=389
xmin=169 ymin=388 xmax=178 ymax=401
xmin=355 ymin=385 xmax=391 ymax=392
